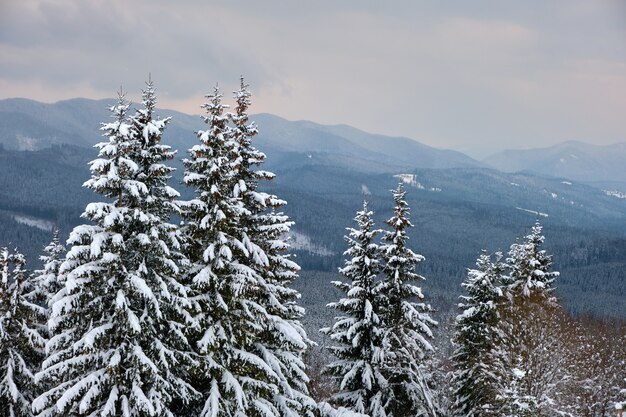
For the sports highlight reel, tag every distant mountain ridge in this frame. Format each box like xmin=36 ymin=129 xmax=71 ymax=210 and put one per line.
xmin=253 ymin=114 xmax=485 ymax=171
xmin=3 ymin=98 xmax=623 ymax=187
xmin=0 ymin=97 xmax=483 ymax=173
xmin=0 ymin=98 xmax=625 ymax=319
xmin=484 ymin=141 xmax=626 ymax=191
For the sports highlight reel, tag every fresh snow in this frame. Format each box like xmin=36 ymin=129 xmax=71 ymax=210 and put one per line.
xmin=604 ymin=190 xmax=626 ymax=199
xmin=394 ymin=174 xmax=441 ymax=192
xmin=516 ymin=207 xmax=549 ymax=217
xmin=287 ymin=231 xmax=334 ymax=256
xmin=12 ymin=214 xmax=54 ymax=231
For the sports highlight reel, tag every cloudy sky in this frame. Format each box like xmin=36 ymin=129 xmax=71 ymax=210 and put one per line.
xmin=1 ymin=0 xmax=624 ymax=156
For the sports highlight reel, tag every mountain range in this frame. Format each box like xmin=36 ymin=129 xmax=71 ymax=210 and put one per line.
xmin=484 ymin=141 xmax=626 ymax=192
xmin=0 ymin=97 xmax=625 ymax=323
xmin=0 ymin=98 xmax=485 ymax=172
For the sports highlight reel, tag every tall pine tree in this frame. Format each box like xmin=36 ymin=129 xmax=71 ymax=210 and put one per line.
xmin=32 ymin=228 xmax=66 ymax=315
xmin=505 ymin=220 xmax=559 ymax=300
xmin=322 ymin=201 xmax=387 ymax=417
xmin=181 ymin=79 xmax=315 ymax=417
xmin=491 ymin=221 xmax=565 ymax=416
xmin=229 ymin=78 xmax=315 ymax=417
xmin=378 ymin=184 xmax=438 ymax=417
xmin=0 ymin=248 xmax=46 ymax=417
xmin=34 ymin=86 xmax=196 ymax=417
xmin=451 ymin=251 xmax=505 ymax=417
xmin=180 ymin=84 xmax=252 ymax=417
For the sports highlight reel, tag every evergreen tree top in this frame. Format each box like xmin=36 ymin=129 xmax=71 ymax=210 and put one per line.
xmin=459 ymin=250 xmax=505 ymax=310
xmin=381 ymin=183 xmax=425 ymax=288
xmin=201 ymin=84 xmax=229 ymax=123
xmin=234 ymin=76 xmax=252 ymax=117
xmin=507 ymin=220 xmax=559 ymax=298
xmin=385 ymin=183 xmax=413 ymax=232
xmin=131 ymin=78 xmax=173 ymax=146
xmin=341 ymin=201 xmax=381 ymax=276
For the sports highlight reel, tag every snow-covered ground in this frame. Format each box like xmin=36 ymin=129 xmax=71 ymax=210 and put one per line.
xmin=394 ymin=174 xmax=442 ymax=192
xmin=604 ymin=190 xmax=626 ymax=199
xmin=287 ymin=231 xmax=334 ymax=256
xmin=516 ymin=207 xmax=549 ymax=217
xmin=12 ymin=214 xmax=54 ymax=231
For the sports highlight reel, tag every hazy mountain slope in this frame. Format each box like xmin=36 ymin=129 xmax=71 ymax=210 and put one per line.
xmin=2 ymin=145 xmax=624 ymax=319
xmin=484 ymin=141 xmax=626 ymax=191
xmin=254 ymin=114 xmax=485 ymax=171
xmin=0 ymin=98 xmax=484 ymax=172
xmin=310 ymin=121 xmax=484 ymax=169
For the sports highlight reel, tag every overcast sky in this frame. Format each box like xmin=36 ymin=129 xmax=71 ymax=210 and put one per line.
xmin=1 ymin=0 xmax=624 ymax=156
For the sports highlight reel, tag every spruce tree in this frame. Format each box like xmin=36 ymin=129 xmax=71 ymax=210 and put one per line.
xmin=181 ymin=80 xmax=315 ymax=417
xmin=34 ymin=87 xmax=196 ymax=417
xmin=322 ymin=201 xmax=387 ymax=416
xmin=0 ymin=248 xmax=46 ymax=417
xmin=230 ymin=78 xmax=315 ymax=417
xmin=128 ymin=78 xmax=182 ymax=222
xmin=180 ymin=84 xmax=250 ymax=417
xmin=505 ymin=220 xmax=559 ymax=299
xmin=32 ymin=228 xmax=66 ymax=314
xmin=491 ymin=221 xmax=565 ymax=416
xmin=451 ymin=251 xmax=505 ymax=417
xmin=378 ymin=184 xmax=438 ymax=417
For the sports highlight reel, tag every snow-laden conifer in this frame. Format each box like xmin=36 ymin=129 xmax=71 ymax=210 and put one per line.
xmin=322 ymin=201 xmax=387 ymax=416
xmin=32 ymin=228 xmax=66 ymax=313
xmin=128 ymin=78 xmax=182 ymax=221
xmin=490 ymin=222 xmax=566 ymax=416
xmin=230 ymin=78 xmax=316 ymax=417
xmin=451 ymin=251 xmax=505 ymax=417
xmin=505 ymin=220 xmax=559 ymax=299
xmin=0 ymin=248 xmax=46 ymax=417
xmin=34 ymin=87 xmax=196 ymax=417
xmin=181 ymin=79 xmax=315 ymax=417
xmin=378 ymin=184 xmax=438 ymax=417
xmin=180 ymin=84 xmax=249 ymax=417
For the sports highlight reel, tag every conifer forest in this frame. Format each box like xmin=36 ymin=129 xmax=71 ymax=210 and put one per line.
xmin=0 ymin=77 xmax=624 ymax=417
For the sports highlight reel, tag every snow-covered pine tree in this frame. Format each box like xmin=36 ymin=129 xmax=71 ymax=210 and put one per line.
xmin=30 ymin=227 xmax=66 ymax=395
xmin=180 ymin=84 xmax=250 ymax=417
xmin=378 ymin=184 xmax=438 ymax=417
xmin=34 ymin=87 xmax=196 ymax=417
xmin=490 ymin=222 xmax=567 ymax=416
xmin=451 ymin=251 xmax=505 ymax=417
xmin=229 ymin=77 xmax=316 ymax=417
xmin=180 ymin=80 xmax=315 ymax=417
xmin=505 ymin=220 xmax=559 ymax=300
xmin=322 ymin=201 xmax=387 ymax=416
xmin=129 ymin=77 xmax=182 ymax=222
xmin=0 ymin=248 xmax=46 ymax=417
xmin=32 ymin=228 xmax=66 ymax=314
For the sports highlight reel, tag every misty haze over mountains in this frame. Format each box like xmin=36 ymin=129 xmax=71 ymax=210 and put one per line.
xmin=484 ymin=141 xmax=626 ymax=192
xmin=1 ymin=97 xmax=624 ymax=189
xmin=1 ymin=98 xmax=624 ymax=217
xmin=0 ymin=97 xmax=625 ymax=320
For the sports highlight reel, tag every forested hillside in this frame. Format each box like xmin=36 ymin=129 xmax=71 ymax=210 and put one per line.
xmin=1 ymin=98 xmax=625 ymax=322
